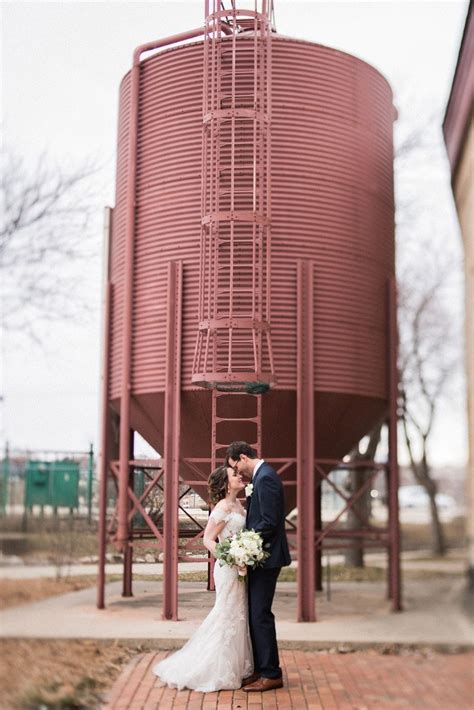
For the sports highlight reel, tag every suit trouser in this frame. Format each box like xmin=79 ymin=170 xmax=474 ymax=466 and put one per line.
xmin=248 ymin=566 xmax=282 ymax=679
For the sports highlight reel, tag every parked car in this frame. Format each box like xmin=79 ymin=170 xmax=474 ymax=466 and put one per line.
xmin=398 ymin=485 xmax=456 ymax=510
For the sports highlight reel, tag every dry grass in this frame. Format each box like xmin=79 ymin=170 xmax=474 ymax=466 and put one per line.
xmin=0 ymin=639 xmax=144 ymax=709
xmin=0 ymin=576 xmax=101 ymax=610
xmin=401 ymin=516 xmax=465 ymax=551
xmin=0 ymin=516 xmax=100 ymax=565
xmin=277 ymin=565 xmax=387 ymax=583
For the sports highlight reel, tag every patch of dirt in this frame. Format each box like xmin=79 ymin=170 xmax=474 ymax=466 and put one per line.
xmin=0 ymin=639 xmax=144 ymax=709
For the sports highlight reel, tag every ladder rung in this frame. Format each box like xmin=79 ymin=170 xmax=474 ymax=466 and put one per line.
xmin=219 ymin=38 xmax=263 ymax=52
xmin=217 ymin=235 xmax=259 ymax=240
xmin=219 ymin=187 xmax=255 ymax=193
xmin=219 ymin=46 xmax=258 ymax=54
xmin=220 ymin=70 xmax=257 ymax=77
xmin=219 ymin=98 xmax=258 ymax=104
xmin=214 ymin=335 xmax=257 ymax=340
xmin=213 ymin=326 xmax=256 ymax=331
xmin=215 ymin=442 xmax=258 ymax=449
xmin=216 ymin=287 xmax=255 ymax=293
xmin=217 ymin=242 xmax=258 ymax=247
xmin=219 ymin=164 xmax=254 ymax=172
xmin=214 ymin=390 xmax=258 ymax=397
xmin=216 ymin=417 xmax=258 ymax=423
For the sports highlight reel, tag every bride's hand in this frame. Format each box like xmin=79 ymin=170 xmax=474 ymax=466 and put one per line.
xmin=237 ymin=565 xmax=247 ymax=576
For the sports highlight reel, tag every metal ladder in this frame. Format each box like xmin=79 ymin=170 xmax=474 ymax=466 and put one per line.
xmin=208 ymin=387 xmax=262 ymax=590
xmin=211 ymin=389 xmax=262 ymax=471
xmin=192 ymin=1 xmax=275 ymax=392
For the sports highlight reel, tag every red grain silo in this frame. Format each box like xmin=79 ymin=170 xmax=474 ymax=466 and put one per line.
xmin=98 ymin=1 xmax=401 ymax=622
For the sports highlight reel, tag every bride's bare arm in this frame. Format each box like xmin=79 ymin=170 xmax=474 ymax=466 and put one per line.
xmin=203 ymin=517 xmax=226 ymax=556
xmin=203 ymin=502 xmax=232 ymax=556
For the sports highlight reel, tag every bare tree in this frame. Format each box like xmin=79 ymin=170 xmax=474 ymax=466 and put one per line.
xmin=397 ymin=247 xmax=461 ymax=555
xmin=1 ymin=150 xmax=100 ymax=342
xmin=342 ymin=101 xmax=461 ymax=565
xmin=341 ymin=98 xmax=463 ymax=563
xmin=394 ymin=94 xmax=463 ymax=556
xmin=344 ymin=419 xmax=384 ymax=567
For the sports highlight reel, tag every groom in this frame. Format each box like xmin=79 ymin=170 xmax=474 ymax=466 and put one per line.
xmin=226 ymin=441 xmax=291 ymax=692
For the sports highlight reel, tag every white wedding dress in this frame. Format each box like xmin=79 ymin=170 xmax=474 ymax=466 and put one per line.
xmin=152 ymin=510 xmax=254 ymax=692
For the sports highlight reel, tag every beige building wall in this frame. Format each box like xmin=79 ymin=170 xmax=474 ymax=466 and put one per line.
xmin=452 ymin=118 xmax=474 ymax=582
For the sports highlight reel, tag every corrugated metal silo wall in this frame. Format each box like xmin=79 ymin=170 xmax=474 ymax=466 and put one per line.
xmin=109 ymin=36 xmax=394 ymax=477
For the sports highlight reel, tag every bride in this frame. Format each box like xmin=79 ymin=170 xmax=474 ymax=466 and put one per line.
xmin=152 ymin=464 xmax=254 ymax=692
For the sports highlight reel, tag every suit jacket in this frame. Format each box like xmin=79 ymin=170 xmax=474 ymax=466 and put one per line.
xmin=246 ymin=461 xmax=292 ymax=569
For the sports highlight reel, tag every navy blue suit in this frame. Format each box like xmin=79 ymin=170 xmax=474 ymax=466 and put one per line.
xmin=246 ymin=462 xmax=291 ymax=679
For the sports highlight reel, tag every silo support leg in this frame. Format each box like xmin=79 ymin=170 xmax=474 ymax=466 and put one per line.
xmin=123 ymin=544 xmax=133 ymax=597
xmin=97 ymin=220 xmax=112 ymax=609
xmin=97 ymin=448 xmax=109 ymax=608
xmin=296 ymin=260 xmax=316 ymax=622
xmin=122 ymin=428 xmax=135 ymax=598
xmin=315 ymin=487 xmax=323 ymax=592
xmin=385 ymin=461 xmax=393 ymax=601
xmin=163 ymin=261 xmax=183 ymax=621
xmin=388 ymin=277 xmax=402 ymax=611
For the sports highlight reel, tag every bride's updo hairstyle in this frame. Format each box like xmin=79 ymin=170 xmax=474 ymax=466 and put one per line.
xmin=208 ymin=465 xmax=229 ymax=505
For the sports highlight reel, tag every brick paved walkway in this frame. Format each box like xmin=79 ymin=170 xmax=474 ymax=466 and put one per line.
xmin=103 ymin=649 xmax=473 ymax=709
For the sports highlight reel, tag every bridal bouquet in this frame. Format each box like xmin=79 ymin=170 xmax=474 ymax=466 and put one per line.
xmin=215 ymin=529 xmax=270 ymax=582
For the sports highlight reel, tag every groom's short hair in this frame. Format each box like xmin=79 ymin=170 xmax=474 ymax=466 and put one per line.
xmin=226 ymin=441 xmax=258 ymax=462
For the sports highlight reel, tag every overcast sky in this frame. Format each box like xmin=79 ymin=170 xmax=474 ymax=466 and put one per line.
xmin=1 ymin=0 xmax=469 ymax=466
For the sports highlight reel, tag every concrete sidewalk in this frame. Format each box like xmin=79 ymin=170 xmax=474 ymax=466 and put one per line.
xmin=1 ymin=575 xmax=472 ymax=648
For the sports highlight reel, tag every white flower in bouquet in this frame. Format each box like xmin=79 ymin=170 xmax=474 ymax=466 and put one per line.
xmin=214 ymin=529 xmax=270 ymax=582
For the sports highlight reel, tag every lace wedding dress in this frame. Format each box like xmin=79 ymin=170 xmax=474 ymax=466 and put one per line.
xmin=152 ymin=510 xmax=254 ymax=692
